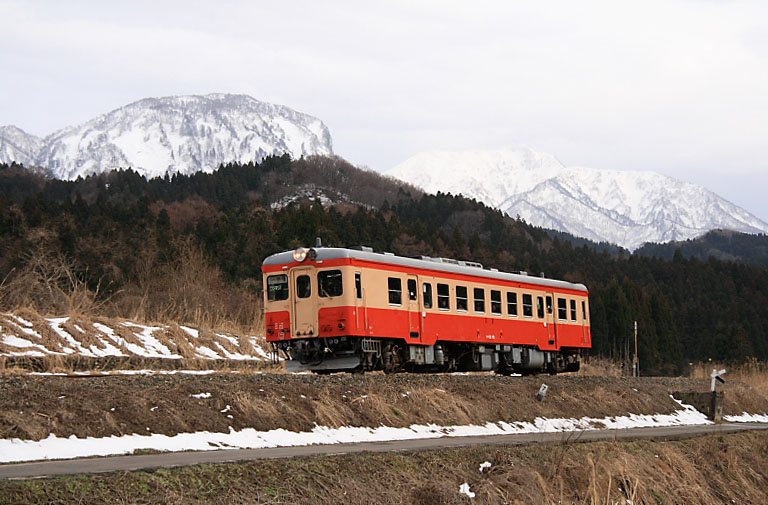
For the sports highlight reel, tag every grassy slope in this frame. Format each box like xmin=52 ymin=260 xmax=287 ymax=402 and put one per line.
xmin=2 ymin=374 xmax=767 ymax=442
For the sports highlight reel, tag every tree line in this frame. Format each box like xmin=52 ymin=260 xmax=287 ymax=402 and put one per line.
xmin=1 ymin=158 xmax=767 ymax=374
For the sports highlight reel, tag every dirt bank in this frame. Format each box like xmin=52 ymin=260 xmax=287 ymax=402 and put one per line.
xmin=2 ymin=374 xmax=766 ymax=442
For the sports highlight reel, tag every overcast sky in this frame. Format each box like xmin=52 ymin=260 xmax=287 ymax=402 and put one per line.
xmin=2 ymin=0 xmax=767 ymax=220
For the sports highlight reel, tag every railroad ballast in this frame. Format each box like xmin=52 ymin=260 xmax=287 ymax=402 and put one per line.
xmin=263 ymin=245 xmax=591 ymax=374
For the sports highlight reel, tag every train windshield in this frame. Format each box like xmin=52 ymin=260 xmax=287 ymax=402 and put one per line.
xmin=267 ymin=274 xmax=289 ymax=301
xmin=318 ymin=270 xmax=343 ymax=297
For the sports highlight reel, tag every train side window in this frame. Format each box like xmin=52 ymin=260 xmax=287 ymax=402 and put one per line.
xmin=407 ymin=279 xmax=418 ymax=301
xmin=456 ymin=286 xmax=468 ymax=312
xmin=507 ymin=292 xmax=518 ymax=316
xmin=557 ymin=298 xmax=567 ymax=320
xmin=355 ymin=272 xmax=362 ymax=299
xmin=570 ymin=299 xmax=577 ymax=321
xmin=437 ymin=283 xmax=450 ymax=310
xmin=388 ymin=277 xmax=402 ymax=305
xmin=267 ymin=274 xmax=289 ymax=301
xmin=297 ymin=275 xmax=311 ymax=299
xmin=491 ymin=290 xmax=502 ymax=315
xmin=423 ymin=283 xmax=433 ymax=309
xmin=546 ymin=296 xmax=553 ymax=314
xmin=582 ymin=300 xmax=588 ymax=321
xmin=474 ymin=288 xmax=485 ymax=313
xmin=537 ymin=296 xmax=544 ymax=318
xmin=522 ymin=294 xmax=533 ymax=317
xmin=318 ymin=270 xmax=343 ymax=297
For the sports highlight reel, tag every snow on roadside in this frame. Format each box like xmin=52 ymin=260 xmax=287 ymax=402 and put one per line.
xmin=0 ymin=402 xmax=715 ymax=463
xmin=723 ymin=413 xmax=768 ymax=423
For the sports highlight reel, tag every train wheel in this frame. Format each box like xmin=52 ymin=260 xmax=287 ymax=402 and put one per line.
xmin=382 ymin=342 xmax=404 ymax=373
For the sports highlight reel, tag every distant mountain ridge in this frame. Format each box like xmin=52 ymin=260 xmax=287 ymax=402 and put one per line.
xmin=0 ymin=94 xmax=333 ymax=180
xmin=387 ymin=146 xmax=768 ymax=251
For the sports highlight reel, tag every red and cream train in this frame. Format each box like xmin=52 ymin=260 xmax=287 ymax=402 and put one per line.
xmin=263 ymin=246 xmax=591 ymax=374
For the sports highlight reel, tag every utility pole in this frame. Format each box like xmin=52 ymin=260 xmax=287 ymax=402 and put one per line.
xmin=633 ymin=321 xmax=639 ymax=377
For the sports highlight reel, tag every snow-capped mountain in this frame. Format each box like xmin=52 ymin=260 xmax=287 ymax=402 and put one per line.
xmin=0 ymin=94 xmax=333 ymax=180
xmin=0 ymin=125 xmax=43 ymax=167
xmin=387 ymin=146 xmax=768 ymax=251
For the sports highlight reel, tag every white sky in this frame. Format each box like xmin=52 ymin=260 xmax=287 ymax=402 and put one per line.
xmin=1 ymin=0 xmax=767 ymax=220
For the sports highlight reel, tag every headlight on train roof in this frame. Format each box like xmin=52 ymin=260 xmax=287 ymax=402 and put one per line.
xmin=293 ymin=247 xmax=308 ymax=262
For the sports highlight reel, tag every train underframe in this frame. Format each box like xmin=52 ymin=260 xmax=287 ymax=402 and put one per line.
xmin=272 ymin=335 xmax=581 ymax=375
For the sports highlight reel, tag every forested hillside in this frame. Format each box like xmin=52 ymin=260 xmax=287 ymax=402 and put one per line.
xmin=1 ymin=158 xmax=767 ymax=374
xmin=635 ymin=228 xmax=768 ymax=268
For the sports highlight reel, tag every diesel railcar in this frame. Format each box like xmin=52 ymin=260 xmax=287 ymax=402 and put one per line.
xmin=263 ymin=246 xmax=591 ymax=374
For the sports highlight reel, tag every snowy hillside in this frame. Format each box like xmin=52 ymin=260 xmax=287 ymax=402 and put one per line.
xmin=0 ymin=94 xmax=333 ymax=180
xmin=0 ymin=312 xmax=270 ymax=362
xmin=388 ymin=146 xmax=768 ymax=250
xmin=0 ymin=125 xmax=42 ymax=167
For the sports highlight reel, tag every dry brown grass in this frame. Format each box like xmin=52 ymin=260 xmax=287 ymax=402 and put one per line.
xmin=114 ymin=239 xmax=262 ymax=334
xmin=5 ymin=373 xmax=736 ymax=443
xmin=576 ymin=356 xmax=625 ymax=377
xmin=0 ymin=239 xmax=264 ymax=338
xmin=0 ymin=248 xmax=107 ymax=316
xmin=690 ymin=357 xmax=768 ymax=398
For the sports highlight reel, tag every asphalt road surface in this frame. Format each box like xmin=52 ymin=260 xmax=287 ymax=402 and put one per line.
xmin=2 ymin=423 xmax=767 ymax=480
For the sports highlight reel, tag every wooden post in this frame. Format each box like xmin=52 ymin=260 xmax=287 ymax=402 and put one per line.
xmin=633 ymin=321 xmax=639 ymax=377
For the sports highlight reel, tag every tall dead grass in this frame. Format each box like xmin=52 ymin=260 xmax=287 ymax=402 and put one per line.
xmin=0 ymin=248 xmax=107 ymax=316
xmin=0 ymin=239 xmax=263 ymax=336
xmin=690 ymin=357 xmax=768 ymax=397
xmin=113 ymin=239 xmax=262 ymax=334
xmin=576 ymin=356 xmax=625 ymax=377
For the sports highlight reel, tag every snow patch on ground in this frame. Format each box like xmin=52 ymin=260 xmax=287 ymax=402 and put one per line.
xmin=121 ymin=322 xmax=180 ymax=358
xmin=723 ymin=412 xmax=768 ymax=423
xmin=1 ymin=313 xmax=270 ymax=362
xmin=0 ymin=403 xmax=716 ymax=463
xmin=29 ymin=369 xmax=227 ymax=377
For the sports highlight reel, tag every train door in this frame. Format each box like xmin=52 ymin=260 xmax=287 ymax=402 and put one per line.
xmin=406 ymin=275 xmax=421 ymax=342
xmin=545 ymin=294 xmax=557 ymax=348
xmin=354 ymin=271 xmax=366 ymax=333
xmin=290 ymin=267 xmax=318 ymax=337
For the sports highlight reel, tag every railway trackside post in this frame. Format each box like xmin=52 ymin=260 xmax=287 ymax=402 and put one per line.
xmin=536 ymin=384 xmax=548 ymax=402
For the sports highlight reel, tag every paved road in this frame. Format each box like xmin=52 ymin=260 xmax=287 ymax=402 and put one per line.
xmin=2 ymin=423 xmax=767 ymax=480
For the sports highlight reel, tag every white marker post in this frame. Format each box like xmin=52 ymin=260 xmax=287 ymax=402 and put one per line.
xmin=711 ymin=368 xmax=726 ymax=392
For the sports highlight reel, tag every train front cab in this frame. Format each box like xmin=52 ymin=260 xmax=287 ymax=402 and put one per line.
xmin=264 ymin=253 xmax=365 ymax=371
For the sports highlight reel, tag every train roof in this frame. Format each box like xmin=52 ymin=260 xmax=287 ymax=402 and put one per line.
xmin=263 ymin=247 xmax=588 ymax=293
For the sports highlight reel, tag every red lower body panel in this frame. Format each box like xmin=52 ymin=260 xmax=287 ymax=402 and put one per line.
xmin=267 ymin=306 xmax=591 ymax=351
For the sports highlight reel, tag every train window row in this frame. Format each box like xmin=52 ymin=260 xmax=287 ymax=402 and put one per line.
xmin=267 ymin=270 xmax=587 ymax=323
xmin=387 ymin=276 xmax=586 ymax=323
